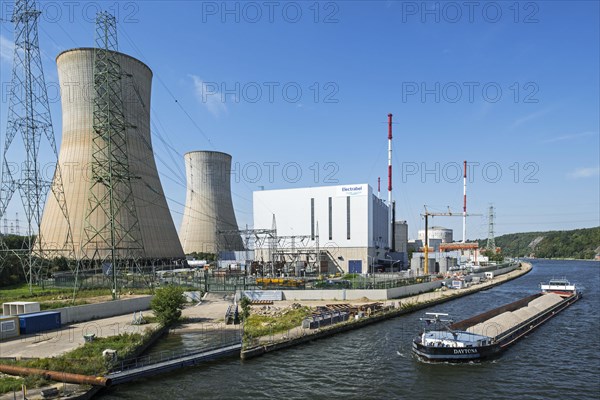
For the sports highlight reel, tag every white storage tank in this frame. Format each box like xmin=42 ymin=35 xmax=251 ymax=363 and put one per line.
xmin=418 ymin=226 xmax=453 ymax=244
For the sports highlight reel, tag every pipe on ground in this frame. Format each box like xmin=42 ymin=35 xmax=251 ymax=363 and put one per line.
xmin=0 ymin=364 xmax=111 ymax=387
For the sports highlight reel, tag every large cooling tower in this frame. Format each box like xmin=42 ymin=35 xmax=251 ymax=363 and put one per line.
xmin=179 ymin=151 xmax=243 ymax=254
xmin=39 ymin=48 xmax=184 ymax=260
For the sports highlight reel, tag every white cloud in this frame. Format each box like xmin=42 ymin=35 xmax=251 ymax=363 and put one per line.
xmin=543 ymin=131 xmax=597 ymax=143
xmin=189 ymin=74 xmax=227 ymax=117
xmin=568 ymin=167 xmax=600 ymax=179
xmin=0 ymin=34 xmax=14 ymax=63
xmin=510 ymin=108 xmax=552 ymax=129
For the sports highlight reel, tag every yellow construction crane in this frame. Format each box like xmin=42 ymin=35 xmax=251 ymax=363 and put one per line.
xmin=420 ymin=206 xmax=482 ymax=275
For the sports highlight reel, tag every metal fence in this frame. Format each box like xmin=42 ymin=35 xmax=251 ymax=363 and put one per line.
xmin=39 ymin=262 xmax=517 ymax=293
xmin=110 ymin=327 xmax=242 ymax=374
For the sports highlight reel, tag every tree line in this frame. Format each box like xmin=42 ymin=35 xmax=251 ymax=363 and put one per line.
xmin=0 ymin=234 xmax=70 ymax=287
xmin=477 ymin=226 xmax=600 ymax=260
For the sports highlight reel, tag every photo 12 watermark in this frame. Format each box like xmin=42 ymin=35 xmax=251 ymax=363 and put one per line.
xmin=200 ymin=1 xmax=340 ymax=24
xmin=231 ymin=161 xmax=340 ymax=184
xmin=401 ymin=161 xmax=540 ymax=184
xmin=16 ymin=320 xmax=145 ymax=346
xmin=0 ymin=160 xmax=341 ymax=187
xmin=1 ymin=1 xmax=140 ymax=24
xmin=401 ymin=81 xmax=539 ymax=104
xmin=2 ymin=79 xmax=154 ymax=106
xmin=399 ymin=1 xmax=540 ymax=24
xmin=197 ymin=81 xmax=340 ymax=104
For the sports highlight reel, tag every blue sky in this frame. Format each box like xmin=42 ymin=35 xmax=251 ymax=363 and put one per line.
xmin=0 ymin=0 xmax=598 ymax=240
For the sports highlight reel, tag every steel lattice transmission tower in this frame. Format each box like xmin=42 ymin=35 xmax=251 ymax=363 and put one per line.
xmin=486 ymin=205 xmax=496 ymax=252
xmin=0 ymin=0 xmax=74 ymax=289
xmin=81 ymin=12 xmax=144 ymax=299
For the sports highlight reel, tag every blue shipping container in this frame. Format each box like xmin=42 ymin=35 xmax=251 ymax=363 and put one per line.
xmin=19 ymin=311 xmax=61 ymax=335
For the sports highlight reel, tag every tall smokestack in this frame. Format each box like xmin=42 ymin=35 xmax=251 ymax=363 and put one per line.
xmin=388 ymin=113 xmax=393 ymax=249
xmin=378 ymin=177 xmax=381 ymax=198
xmin=391 ymin=201 xmax=396 ymax=252
xmin=463 ymin=160 xmax=467 ymax=243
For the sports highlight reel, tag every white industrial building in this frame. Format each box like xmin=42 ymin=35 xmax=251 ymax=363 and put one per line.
xmin=253 ymin=184 xmax=390 ymax=274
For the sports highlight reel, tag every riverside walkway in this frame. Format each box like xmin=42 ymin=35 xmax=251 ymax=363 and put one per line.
xmin=106 ymin=342 xmax=241 ymax=386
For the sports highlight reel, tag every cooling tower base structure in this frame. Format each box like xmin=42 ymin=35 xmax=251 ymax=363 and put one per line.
xmin=179 ymin=151 xmax=244 ymax=255
xmin=38 ymin=48 xmax=184 ymax=262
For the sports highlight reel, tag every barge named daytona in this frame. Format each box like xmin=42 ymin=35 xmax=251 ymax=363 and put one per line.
xmin=412 ymin=279 xmax=581 ymax=362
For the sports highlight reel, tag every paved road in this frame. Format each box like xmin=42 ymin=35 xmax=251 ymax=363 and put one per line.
xmin=0 ymin=297 xmax=233 ymax=359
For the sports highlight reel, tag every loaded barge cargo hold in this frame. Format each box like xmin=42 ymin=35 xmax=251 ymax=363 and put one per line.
xmin=412 ymin=280 xmax=581 ymax=362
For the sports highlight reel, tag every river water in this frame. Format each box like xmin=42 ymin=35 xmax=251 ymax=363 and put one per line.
xmin=100 ymin=260 xmax=599 ymax=400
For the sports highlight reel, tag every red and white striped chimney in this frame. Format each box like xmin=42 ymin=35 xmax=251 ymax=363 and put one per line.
xmin=388 ymin=113 xmax=393 ymax=249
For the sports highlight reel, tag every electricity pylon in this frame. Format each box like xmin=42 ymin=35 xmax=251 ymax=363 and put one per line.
xmin=0 ymin=0 xmax=74 ymax=292
xmin=80 ymin=12 xmax=144 ymax=300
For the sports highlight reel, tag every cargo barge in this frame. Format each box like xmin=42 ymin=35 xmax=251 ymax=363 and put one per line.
xmin=412 ymin=280 xmax=581 ymax=362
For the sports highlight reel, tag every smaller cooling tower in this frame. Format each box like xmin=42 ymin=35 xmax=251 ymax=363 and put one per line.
xmin=179 ymin=151 xmax=243 ymax=254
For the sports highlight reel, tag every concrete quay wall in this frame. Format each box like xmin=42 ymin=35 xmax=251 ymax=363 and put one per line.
xmin=53 ymin=296 xmax=153 ymax=324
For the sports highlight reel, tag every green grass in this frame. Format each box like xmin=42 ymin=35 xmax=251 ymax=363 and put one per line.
xmin=0 ymin=284 xmax=153 ymax=305
xmin=0 ymin=332 xmax=151 ymax=394
xmin=0 ymin=375 xmax=24 ymax=394
xmin=244 ymin=306 xmax=313 ymax=338
xmin=0 ymin=373 xmax=60 ymax=395
xmin=20 ymin=332 xmax=149 ymax=376
xmin=40 ymin=300 xmax=89 ymax=310
xmin=0 ymin=284 xmax=66 ymax=300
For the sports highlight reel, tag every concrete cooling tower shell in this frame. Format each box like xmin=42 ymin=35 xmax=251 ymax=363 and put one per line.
xmin=39 ymin=48 xmax=184 ymax=260
xmin=179 ymin=151 xmax=243 ymax=254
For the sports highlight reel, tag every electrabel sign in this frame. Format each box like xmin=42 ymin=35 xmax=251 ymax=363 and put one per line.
xmin=338 ymin=185 xmax=367 ymax=197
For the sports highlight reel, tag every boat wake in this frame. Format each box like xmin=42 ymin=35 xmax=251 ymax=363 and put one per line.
xmin=396 ymin=349 xmax=409 ymax=359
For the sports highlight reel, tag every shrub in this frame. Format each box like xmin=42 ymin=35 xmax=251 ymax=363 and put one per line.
xmin=239 ymin=296 xmax=251 ymax=321
xmin=150 ymin=285 xmax=186 ymax=326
